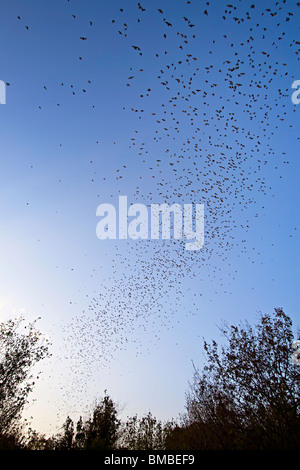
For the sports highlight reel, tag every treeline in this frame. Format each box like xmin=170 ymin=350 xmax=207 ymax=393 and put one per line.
xmin=0 ymin=308 xmax=299 ymax=450
xmin=25 ymin=403 xmax=175 ymax=451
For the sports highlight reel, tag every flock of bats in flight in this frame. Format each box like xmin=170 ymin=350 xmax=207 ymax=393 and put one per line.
xmin=15 ymin=0 xmax=299 ymax=412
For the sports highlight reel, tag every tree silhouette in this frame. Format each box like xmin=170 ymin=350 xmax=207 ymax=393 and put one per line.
xmin=74 ymin=416 xmax=85 ymax=449
xmin=120 ymin=412 xmax=175 ymax=450
xmin=0 ymin=316 xmax=51 ymax=446
xmin=56 ymin=416 xmax=75 ymax=450
xmin=26 ymin=392 xmax=121 ymax=450
xmin=166 ymin=308 xmax=300 ymax=450
xmin=82 ymin=391 xmax=121 ymax=450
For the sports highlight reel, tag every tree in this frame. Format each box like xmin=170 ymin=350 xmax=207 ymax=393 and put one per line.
xmin=55 ymin=415 xmax=85 ymax=450
xmin=174 ymin=308 xmax=300 ymax=450
xmin=0 ymin=316 xmax=51 ymax=443
xmin=84 ymin=391 xmax=121 ymax=450
xmin=33 ymin=392 xmax=121 ymax=450
xmin=74 ymin=416 xmax=85 ymax=449
xmin=56 ymin=416 xmax=75 ymax=450
xmin=120 ymin=412 xmax=175 ymax=450
xmin=25 ymin=428 xmax=57 ymax=450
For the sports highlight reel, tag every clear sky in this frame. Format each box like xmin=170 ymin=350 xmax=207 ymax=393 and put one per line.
xmin=0 ymin=0 xmax=299 ymax=436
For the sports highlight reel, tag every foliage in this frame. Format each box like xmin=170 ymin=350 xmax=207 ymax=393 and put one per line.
xmin=120 ymin=412 xmax=175 ymax=450
xmin=83 ymin=392 xmax=121 ymax=450
xmin=172 ymin=308 xmax=300 ymax=449
xmin=0 ymin=316 xmax=51 ymax=442
xmin=29 ymin=392 xmax=122 ymax=450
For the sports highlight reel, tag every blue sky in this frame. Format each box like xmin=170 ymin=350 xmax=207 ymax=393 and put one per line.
xmin=0 ymin=0 xmax=299 ymax=435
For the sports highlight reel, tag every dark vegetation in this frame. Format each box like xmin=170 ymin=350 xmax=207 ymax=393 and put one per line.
xmin=0 ymin=308 xmax=299 ymax=450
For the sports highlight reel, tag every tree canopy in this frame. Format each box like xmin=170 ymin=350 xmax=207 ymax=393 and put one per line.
xmin=168 ymin=308 xmax=300 ymax=450
xmin=0 ymin=316 xmax=51 ymax=443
